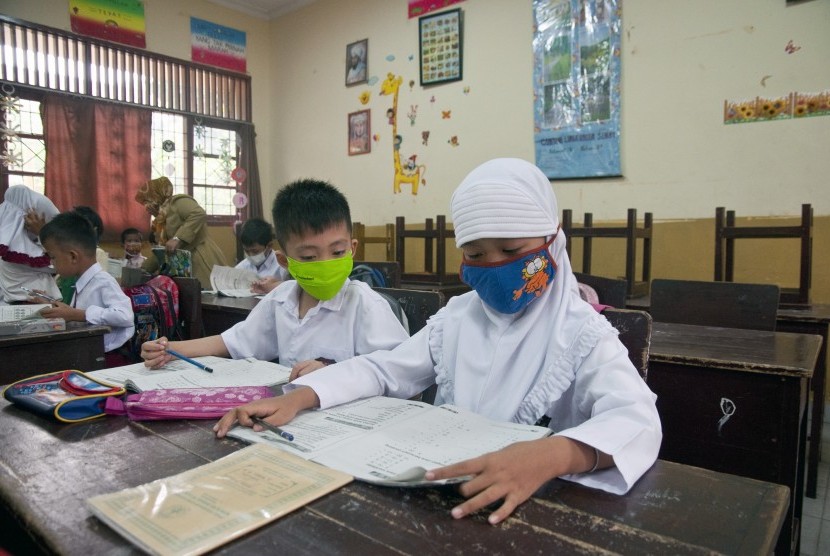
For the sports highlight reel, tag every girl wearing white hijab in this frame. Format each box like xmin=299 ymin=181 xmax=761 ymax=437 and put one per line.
xmin=215 ymin=158 xmax=662 ymax=524
xmin=0 ymin=185 xmax=62 ymax=303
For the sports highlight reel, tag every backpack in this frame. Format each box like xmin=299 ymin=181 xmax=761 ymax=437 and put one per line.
xmin=122 ymin=275 xmax=181 ymax=358
xmin=349 ymin=264 xmax=387 ymax=288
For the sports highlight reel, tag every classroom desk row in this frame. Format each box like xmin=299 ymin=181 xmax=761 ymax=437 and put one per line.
xmin=0 ymin=397 xmax=790 ymax=555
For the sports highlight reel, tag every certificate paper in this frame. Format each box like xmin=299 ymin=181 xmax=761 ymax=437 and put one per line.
xmin=87 ymin=444 xmax=352 ymax=556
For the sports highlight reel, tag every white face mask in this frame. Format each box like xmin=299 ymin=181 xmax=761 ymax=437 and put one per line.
xmin=246 ymin=250 xmax=268 ymax=267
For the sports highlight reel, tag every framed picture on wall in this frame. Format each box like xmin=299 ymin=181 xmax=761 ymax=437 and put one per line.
xmin=418 ymin=8 xmax=463 ymax=86
xmin=348 ymin=109 xmax=371 ymax=156
xmin=345 ymin=39 xmax=368 ymax=86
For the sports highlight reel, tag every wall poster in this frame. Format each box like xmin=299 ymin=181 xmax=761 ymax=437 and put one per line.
xmin=533 ymin=0 xmax=621 ymax=179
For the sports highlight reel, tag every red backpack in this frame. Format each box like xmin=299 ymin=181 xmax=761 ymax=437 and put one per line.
xmin=122 ymin=275 xmax=181 ymax=359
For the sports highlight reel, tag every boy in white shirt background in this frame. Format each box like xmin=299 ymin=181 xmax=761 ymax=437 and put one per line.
xmin=140 ymin=179 xmax=410 ymax=378
xmin=235 ymin=217 xmax=290 ymax=293
xmin=36 ymin=212 xmax=135 ymax=367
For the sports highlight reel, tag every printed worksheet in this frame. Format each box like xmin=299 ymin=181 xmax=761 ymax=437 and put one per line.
xmin=229 ymin=396 xmax=552 ymax=486
xmin=210 ymin=265 xmax=259 ymax=297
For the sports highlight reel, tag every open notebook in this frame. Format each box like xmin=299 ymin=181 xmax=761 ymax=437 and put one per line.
xmin=87 ymin=356 xmax=291 ymax=392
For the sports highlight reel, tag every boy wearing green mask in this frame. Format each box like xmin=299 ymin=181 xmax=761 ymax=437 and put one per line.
xmin=140 ymin=179 xmax=410 ymax=377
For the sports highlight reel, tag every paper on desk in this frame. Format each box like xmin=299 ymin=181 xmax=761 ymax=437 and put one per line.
xmin=228 ymin=396 xmax=552 ymax=487
xmin=87 ymin=357 xmax=291 ymax=392
xmin=0 ymin=304 xmax=51 ymax=322
xmin=87 ymin=444 xmax=353 ymax=556
xmin=210 ymin=265 xmax=259 ymax=297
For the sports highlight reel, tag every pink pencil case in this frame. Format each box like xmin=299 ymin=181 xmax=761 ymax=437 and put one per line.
xmin=104 ymin=386 xmax=273 ymax=421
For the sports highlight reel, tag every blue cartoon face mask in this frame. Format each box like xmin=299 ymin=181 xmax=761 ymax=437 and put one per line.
xmin=460 ymin=237 xmax=557 ymax=314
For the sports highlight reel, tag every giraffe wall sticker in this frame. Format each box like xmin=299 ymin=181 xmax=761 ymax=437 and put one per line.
xmin=379 ymin=73 xmax=426 ymax=195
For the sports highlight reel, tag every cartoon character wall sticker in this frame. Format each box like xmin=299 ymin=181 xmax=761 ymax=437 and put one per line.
xmin=379 ymin=73 xmax=427 ymax=195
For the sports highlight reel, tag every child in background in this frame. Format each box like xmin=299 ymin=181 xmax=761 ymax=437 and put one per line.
xmin=215 ymin=159 xmax=662 ymax=524
xmin=0 ymin=185 xmax=62 ymax=303
xmin=235 ymin=217 xmax=290 ymax=294
xmin=140 ymin=179 xmax=409 ymax=378
xmin=38 ymin=212 xmax=135 ymax=367
xmin=121 ymin=227 xmax=146 ymax=269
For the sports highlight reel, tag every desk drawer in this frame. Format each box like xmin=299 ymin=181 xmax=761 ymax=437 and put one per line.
xmin=648 ymin=361 xmax=803 ymax=485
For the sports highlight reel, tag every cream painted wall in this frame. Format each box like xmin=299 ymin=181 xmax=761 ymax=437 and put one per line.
xmin=269 ymin=0 xmax=830 ymax=224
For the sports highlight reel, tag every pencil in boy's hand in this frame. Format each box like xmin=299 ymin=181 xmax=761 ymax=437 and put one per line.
xmin=252 ymin=417 xmax=294 ymax=442
xmin=164 ymin=348 xmax=214 ymax=373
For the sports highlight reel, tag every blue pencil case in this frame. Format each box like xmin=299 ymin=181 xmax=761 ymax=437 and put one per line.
xmin=3 ymin=370 xmax=125 ymax=423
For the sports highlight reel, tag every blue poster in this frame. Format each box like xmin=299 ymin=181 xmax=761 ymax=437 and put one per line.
xmin=533 ymin=0 xmax=621 ymax=178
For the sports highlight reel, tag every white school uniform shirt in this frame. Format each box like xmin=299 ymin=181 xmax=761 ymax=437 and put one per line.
xmin=73 ymin=263 xmax=135 ymax=352
xmin=235 ymin=251 xmax=290 ymax=281
xmin=221 ymin=279 xmax=408 ymax=367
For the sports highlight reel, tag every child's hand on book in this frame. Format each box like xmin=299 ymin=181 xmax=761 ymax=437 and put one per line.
xmin=40 ymin=302 xmax=85 ymax=323
xmin=289 ymin=359 xmax=329 ymax=381
xmin=213 ymin=386 xmax=320 ymax=438
xmin=250 ymin=277 xmax=281 ymax=294
xmin=424 ymin=436 xmax=592 ymax=525
xmin=140 ymin=337 xmax=174 ymax=369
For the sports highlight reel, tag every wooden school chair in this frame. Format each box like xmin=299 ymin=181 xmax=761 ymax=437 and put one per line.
xmin=714 ymin=204 xmax=812 ymax=306
xmin=352 ymin=260 xmax=401 ymax=288
xmin=650 ymin=278 xmax=780 ymax=332
xmin=171 ymin=277 xmax=204 ymax=339
xmin=395 ymin=215 xmax=461 ymax=286
xmin=601 ymin=308 xmax=652 ymax=381
xmin=562 ymin=208 xmax=653 ymax=299
xmin=352 ymin=222 xmax=395 ymax=262
xmin=574 ymin=272 xmax=628 ymax=308
xmin=373 ymin=287 xmax=445 ymax=336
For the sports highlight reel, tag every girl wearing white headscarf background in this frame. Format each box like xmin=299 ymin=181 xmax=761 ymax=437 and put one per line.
xmin=0 ymin=185 xmax=62 ymax=303
xmin=215 ymin=158 xmax=662 ymax=524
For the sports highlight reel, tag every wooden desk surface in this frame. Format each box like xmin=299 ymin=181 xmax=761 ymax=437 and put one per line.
xmin=0 ymin=323 xmax=110 ymax=382
xmin=0 ymin=399 xmax=788 ymax=556
xmin=200 ymin=293 xmax=261 ymax=313
xmin=651 ymin=321 xmax=820 ymax=378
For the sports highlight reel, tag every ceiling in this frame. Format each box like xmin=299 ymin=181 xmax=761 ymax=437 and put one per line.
xmin=206 ymin=0 xmax=316 ymax=20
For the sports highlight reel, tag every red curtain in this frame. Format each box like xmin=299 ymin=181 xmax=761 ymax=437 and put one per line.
xmin=42 ymin=95 xmax=152 ymax=242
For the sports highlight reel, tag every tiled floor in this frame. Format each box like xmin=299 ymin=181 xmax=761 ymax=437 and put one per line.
xmin=801 ymin=407 xmax=830 ymax=555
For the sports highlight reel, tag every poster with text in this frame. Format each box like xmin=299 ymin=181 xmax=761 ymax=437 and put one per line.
xmin=69 ymin=0 xmax=146 ymax=48
xmin=533 ymin=0 xmax=621 ymax=179
xmin=191 ymin=17 xmax=247 ymax=73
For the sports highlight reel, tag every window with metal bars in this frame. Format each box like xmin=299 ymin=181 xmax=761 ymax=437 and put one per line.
xmin=0 ymin=16 xmax=252 ymax=223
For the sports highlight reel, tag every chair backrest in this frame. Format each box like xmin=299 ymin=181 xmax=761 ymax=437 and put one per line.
xmin=574 ymin=272 xmax=627 ymax=308
xmin=714 ymin=204 xmax=812 ymax=306
xmin=395 ymin=215 xmax=461 ymax=286
xmin=373 ymin=287 xmax=445 ymax=335
xmin=650 ymin=278 xmax=779 ymax=331
xmin=352 ymin=260 xmax=401 ymax=288
xmin=562 ymin=208 xmax=653 ymax=298
xmin=601 ymin=308 xmax=652 ymax=380
xmin=353 ymin=222 xmax=395 ymax=261
xmin=171 ymin=277 xmax=203 ymax=339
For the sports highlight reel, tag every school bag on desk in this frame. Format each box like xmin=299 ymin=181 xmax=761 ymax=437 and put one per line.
xmin=122 ymin=275 xmax=182 ymax=359
xmin=3 ymin=370 xmax=125 ymax=423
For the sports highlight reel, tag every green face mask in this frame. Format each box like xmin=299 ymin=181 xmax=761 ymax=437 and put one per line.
xmin=286 ymin=253 xmax=354 ymax=300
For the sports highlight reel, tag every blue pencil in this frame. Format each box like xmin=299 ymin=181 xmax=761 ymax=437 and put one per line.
xmin=165 ymin=349 xmax=214 ymax=373
xmin=252 ymin=417 xmax=295 ymax=442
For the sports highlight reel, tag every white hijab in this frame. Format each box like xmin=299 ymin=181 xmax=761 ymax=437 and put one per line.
xmin=0 ymin=186 xmax=61 ymax=302
xmin=432 ymin=158 xmax=614 ymax=424
xmin=0 ymin=185 xmax=59 ymax=266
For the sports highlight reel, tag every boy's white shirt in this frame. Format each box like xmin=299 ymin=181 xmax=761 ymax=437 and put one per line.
xmin=221 ymin=279 xmax=408 ymax=368
xmin=234 ymin=251 xmax=289 ymax=281
xmin=74 ymin=262 xmax=135 ymax=352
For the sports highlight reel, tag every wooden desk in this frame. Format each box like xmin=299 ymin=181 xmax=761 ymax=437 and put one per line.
xmin=0 ymin=323 xmax=109 ymax=383
xmin=398 ymin=281 xmax=471 ymax=301
xmin=0 ymin=399 xmax=789 ymax=556
xmin=629 ymin=295 xmax=830 ymax=499
xmin=200 ymin=293 xmax=260 ymax=336
xmin=648 ymin=322 xmax=821 ymax=556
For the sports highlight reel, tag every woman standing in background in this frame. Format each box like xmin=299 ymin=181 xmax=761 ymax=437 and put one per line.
xmin=134 ymin=177 xmax=227 ymax=288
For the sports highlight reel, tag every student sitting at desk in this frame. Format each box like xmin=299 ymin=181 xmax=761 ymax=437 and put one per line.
xmin=140 ymin=179 xmax=409 ymax=377
xmin=215 ymin=158 xmax=662 ymax=525
xmin=235 ymin=217 xmax=290 ymax=294
xmin=36 ymin=212 xmax=135 ymax=367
